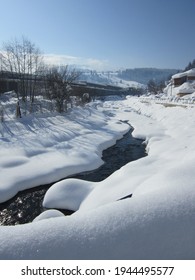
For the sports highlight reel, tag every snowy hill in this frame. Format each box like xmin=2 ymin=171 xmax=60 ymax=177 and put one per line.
xmin=78 ymin=70 xmax=145 ymax=89
xmin=118 ymin=68 xmax=179 ymax=84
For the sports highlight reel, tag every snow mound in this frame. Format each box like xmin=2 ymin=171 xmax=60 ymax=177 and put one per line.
xmin=43 ymin=179 xmax=95 ymax=211
xmin=33 ymin=210 xmax=65 ymax=222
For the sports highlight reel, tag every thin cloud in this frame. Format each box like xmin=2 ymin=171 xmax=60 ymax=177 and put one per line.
xmin=44 ymin=54 xmax=110 ymax=70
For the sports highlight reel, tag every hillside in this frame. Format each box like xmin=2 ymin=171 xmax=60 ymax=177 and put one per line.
xmin=78 ymin=70 xmax=145 ymax=88
xmin=118 ymin=68 xmax=179 ymax=84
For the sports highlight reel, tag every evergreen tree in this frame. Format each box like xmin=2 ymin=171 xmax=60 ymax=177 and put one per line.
xmin=184 ymin=59 xmax=195 ymax=71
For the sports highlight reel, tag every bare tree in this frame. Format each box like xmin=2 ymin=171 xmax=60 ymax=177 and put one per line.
xmin=0 ymin=104 xmax=4 ymax=122
xmin=147 ymin=79 xmax=165 ymax=95
xmin=45 ymin=66 xmax=80 ymax=113
xmin=1 ymin=36 xmax=44 ymax=102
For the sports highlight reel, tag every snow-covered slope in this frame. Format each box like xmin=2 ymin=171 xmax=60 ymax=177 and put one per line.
xmin=78 ymin=70 xmax=145 ymax=89
xmin=0 ymin=101 xmax=129 ymax=203
xmin=0 ymin=96 xmax=195 ymax=259
xmin=118 ymin=68 xmax=179 ymax=84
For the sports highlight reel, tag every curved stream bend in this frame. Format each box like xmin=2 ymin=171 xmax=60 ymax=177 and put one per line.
xmin=0 ymin=126 xmax=146 ymax=225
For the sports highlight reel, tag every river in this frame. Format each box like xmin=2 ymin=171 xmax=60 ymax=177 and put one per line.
xmin=0 ymin=126 xmax=146 ymax=225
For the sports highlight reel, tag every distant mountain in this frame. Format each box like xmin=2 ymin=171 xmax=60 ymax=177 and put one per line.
xmin=117 ymin=68 xmax=180 ymax=84
xmin=78 ymin=70 xmax=145 ymax=88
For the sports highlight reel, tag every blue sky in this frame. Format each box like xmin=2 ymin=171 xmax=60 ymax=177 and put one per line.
xmin=0 ymin=0 xmax=195 ymax=70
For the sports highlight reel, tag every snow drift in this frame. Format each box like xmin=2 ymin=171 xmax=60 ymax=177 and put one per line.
xmin=0 ymin=95 xmax=195 ymax=259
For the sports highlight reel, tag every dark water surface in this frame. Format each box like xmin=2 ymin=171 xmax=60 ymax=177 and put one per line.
xmin=0 ymin=127 xmax=146 ymax=225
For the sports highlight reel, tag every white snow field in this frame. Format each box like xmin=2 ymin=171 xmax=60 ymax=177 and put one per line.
xmin=0 ymin=101 xmax=129 ymax=203
xmin=78 ymin=69 xmax=145 ymax=89
xmin=0 ymin=94 xmax=195 ymax=259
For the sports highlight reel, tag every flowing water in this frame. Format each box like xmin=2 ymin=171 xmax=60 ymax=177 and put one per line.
xmin=0 ymin=127 xmax=146 ymax=225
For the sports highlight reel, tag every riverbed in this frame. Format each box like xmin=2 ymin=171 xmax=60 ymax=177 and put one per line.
xmin=0 ymin=127 xmax=146 ymax=225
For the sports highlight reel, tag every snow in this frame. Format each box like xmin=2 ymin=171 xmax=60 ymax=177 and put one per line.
xmin=0 ymin=102 xmax=129 ymax=203
xmin=33 ymin=209 xmax=65 ymax=222
xmin=0 ymin=92 xmax=195 ymax=259
xmin=164 ymin=80 xmax=195 ymax=96
xmin=78 ymin=70 xmax=145 ymax=89
xmin=176 ymin=81 xmax=195 ymax=94
xmin=43 ymin=178 xmax=95 ymax=211
xmin=172 ymin=68 xmax=195 ymax=79
xmin=162 ymin=68 xmax=195 ymax=98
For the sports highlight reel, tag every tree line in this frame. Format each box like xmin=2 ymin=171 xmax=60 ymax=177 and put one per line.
xmin=184 ymin=59 xmax=195 ymax=71
xmin=0 ymin=36 xmax=81 ymax=115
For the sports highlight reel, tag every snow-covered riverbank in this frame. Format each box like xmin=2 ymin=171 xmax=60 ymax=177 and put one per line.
xmin=0 ymin=96 xmax=195 ymax=259
xmin=0 ymin=101 xmax=129 ymax=203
